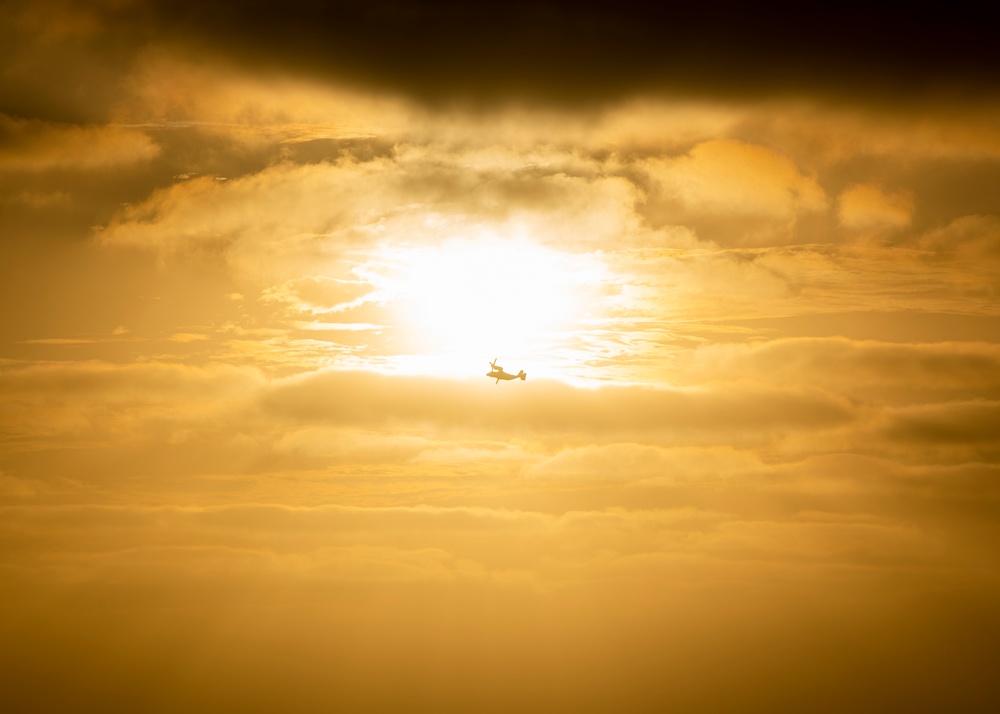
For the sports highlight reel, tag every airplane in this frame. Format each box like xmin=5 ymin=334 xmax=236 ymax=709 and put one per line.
xmin=486 ymin=358 xmax=526 ymax=384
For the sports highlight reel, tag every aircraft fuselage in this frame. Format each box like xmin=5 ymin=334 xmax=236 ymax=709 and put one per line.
xmin=486 ymin=368 xmax=526 ymax=383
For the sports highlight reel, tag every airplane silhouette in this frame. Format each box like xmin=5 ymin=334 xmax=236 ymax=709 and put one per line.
xmin=486 ymin=358 xmax=526 ymax=384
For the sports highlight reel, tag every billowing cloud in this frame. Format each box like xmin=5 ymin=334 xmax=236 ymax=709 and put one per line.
xmin=838 ymin=183 xmax=914 ymax=230
xmin=95 ymin=143 xmax=656 ymax=262
xmin=644 ymin=140 xmax=828 ymax=220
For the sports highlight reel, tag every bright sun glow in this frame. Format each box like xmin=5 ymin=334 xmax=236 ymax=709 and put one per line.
xmin=381 ymin=234 xmax=603 ymax=373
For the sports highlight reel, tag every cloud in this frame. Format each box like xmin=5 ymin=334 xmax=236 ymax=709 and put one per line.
xmin=260 ymin=369 xmax=855 ymax=445
xmin=261 ymin=276 xmax=376 ymax=315
xmin=114 ymin=52 xmax=410 ymax=142
xmin=108 ymin=53 xmax=1000 ymax=169
xmin=593 ymin=242 xmax=994 ymax=339
xmin=0 ymin=472 xmax=46 ymax=497
xmin=96 ymin=147 xmax=651 ymax=271
xmin=3 ymin=494 xmax=996 ymax=712
xmin=11 ymin=0 xmax=105 ymax=43
xmin=0 ymin=499 xmax=962 ymax=585
xmin=678 ymin=338 xmax=1000 ymax=402
xmin=0 ymin=358 xmax=857 ymax=487
xmin=6 ymin=190 xmax=73 ymax=208
xmin=643 ymin=140 xmax=828 ymax=219
xmin=85 ymin=160 xmax=342 ymax=257
xmin=105 ymin=2 xmax=1000 ymax=106
xmin=0 ymin=360 xmax=262 ymax=397
xmin=527 ymin=444 xmax=763 ymax=484
xmin=733 ymin=102 xmax=1000 ymax=164
xmin=775 ymin=452 xmax=1000 ymax=502
xmin=882 ymin=400 xmax=1000 ymax=446
xmin=0 ymin=114 xmax=159 ymax=171
xmin=838 ymin=183 xmax=914 ymax=230
xmin=269 ymin=427 xmax=434 ymax=464
xmin=0 ymin=360 xmax=264 ymax=446
xmin=918 ymin=214 xmax=1000 ymax=262
xmin=637 ymin=139 xmax=829 ymax=246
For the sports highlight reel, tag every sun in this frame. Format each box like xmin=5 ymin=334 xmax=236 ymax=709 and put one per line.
xmin=381 ymin=232 xmax=601 ymax=371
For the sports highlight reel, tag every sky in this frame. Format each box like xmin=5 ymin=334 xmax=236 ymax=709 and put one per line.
xmin=2 ymin=1 xmax=1000 ymax=711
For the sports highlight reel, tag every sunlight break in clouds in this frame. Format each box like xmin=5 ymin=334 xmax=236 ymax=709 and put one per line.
xmin=381 ymin=233 xmax=610 ymax=374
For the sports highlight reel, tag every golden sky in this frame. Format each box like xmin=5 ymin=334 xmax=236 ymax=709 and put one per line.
xmin=2 ymin=1 xmax=1000 ymax=711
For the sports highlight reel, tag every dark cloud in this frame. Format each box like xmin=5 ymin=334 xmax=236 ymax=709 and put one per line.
xmin=141 ymin=0 xmax=1000 ymax=106
xmin=4 ymin=0 xmax=997 ymax=120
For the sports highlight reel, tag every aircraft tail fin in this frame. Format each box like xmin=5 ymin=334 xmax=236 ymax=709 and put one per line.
xmin=518 ymin=370 xmax=526 ymax=380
